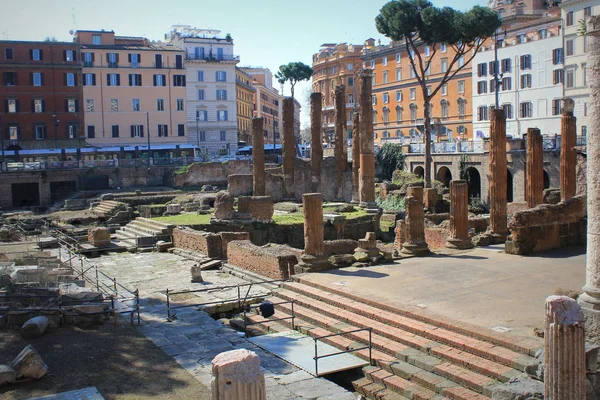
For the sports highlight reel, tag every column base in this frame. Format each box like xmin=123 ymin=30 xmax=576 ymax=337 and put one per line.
xmin=350 ymin=198 xmax=360 ymax=205
xmin=400 ymin=241 xmax=431 ymax=256
xmin=445 ymin=237 xmax=474 ymax=250
xmin=294 ymin=254 xmax=332 ymax=274
xmin=359 ymin=201 xmax=378 ymax=209
xmin=482 ymin=231 xmax=507 ymax=245
xmin=579 ymin=293 xmax=600 ymax=345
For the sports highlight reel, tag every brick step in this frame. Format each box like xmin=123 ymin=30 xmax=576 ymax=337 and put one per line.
xmin=171 ymin=248 xmax=212 ymax=264
xmin=289 ymin=279 xmax=542 ymax=358
xmin=363 ymin=366 xmax=447 ymax=400
xmin=353 ymin=377 xmax=411 ymax=400
xmin=121 ymin=225 xmax=166 ymax=238
xmin=274 ymin=287 xmax=529 ymax=378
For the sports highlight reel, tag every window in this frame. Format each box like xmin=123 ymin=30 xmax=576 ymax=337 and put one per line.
xmin=520 ymin=74 xmax=532 ymax=89
xmin=477 ymin=81 xmax=487 ymax=94
xmin=86 ymin=99 xmax=94 ymax=112
xmin=129 ymin=74 xmax=142 ymax=86
xmin=410 ymin=104 xmax=417 ymax=121
xmin=584 ymin=35 xmax=589 ymax=54
xmin=567 ymin=11 xmax=574 ymax=26
xmin=441 ymin=100 xmax=448 ymax=118
xmin=348 ymin=77 xmax=354 ymax=86
xmin=110 ymin=99 xmax=118 ymax=112
xmin=348 ymin=94 xmax=354 ymax=104
xmin=566 ymin=39 xmax=574 ymax=56
xmin=490 ymin=79 xmax=496 ymax=93
xmin=107 ymin=73 xmax=120 ymax=86
xmin=6 ymin=99 xmax=18 ymax=113
xmin=409 ymin=88 xmax=416 ymax=100
xmin=34 ymin=125 xmax=46 ymax=140
xmin=382 ymin=57 xmax=387 ymax=66
xmin=458 ymin=99 xmax=466 ymax=117
xmin=33 ymin=99 xmax=44 ymax=113
xmin=370 ymin=60 xmax=375 ymax=68
xmin=4 ymin=71 xmax=16 ymax=86
xmin=131 ymin=125 xmax=144 ymax=138
xmin=154 ymin=74 xmax=165 ymax=86
xmin=216 ymin=89 xmax=227 ymax=101
xmin=157 ymin=99 xmax=164 ymax=111
xmin=441 ymin=58 xmax=448 ymax=73
xmin=566 ymin=69 xmax=574 ymax=88
xmin=197 ymin=70 xmax=204 ymax=82
xmin=198 ymin=130 xmax=206 ymax=141
xmin=9 ymin=126 xmax=18 ymax=140
xmin=424 ymin=46 xmax=430 ymax=56
xmin=520 ymin=101 xmax=533 ymax=118
xmin=458 ymin=80 xmax=465 ymax=93
xmin=154 ymin=54 xmax=162 ymax=68
xmin=383 ymin=92 xmax=389 ymax=104
xmin=501 ymin=58 xmax=511 ymax=73
xmin=477 ymin=106 xmax=489 ymax=121
xmin=176 ymin=98 xmax=184 ymax=111
xmin=517 ymin=34 xmax=526 ymax=44
xmin=552 ymin=99 xmax=562 ymax=116
xmin=552 ymin=48 xmax=563 ymax=65
xmin=489 ymin=60 xmax=498 ymax=76
xmin=583 ymin=63 xmax=587 ymax=86
xmin=196 ymin=110 xmax=207 ymax=121
xmin=458 ymin=56 xmax=465 ymax=68
xmin=383 ymin=71 xmax=388 ymax=83
xmin=457 ymin=125 xmax=466 ymax=135
xmin=395 ymin=106 xmax=402 ymax=121
xmin=539 ymin=29 xmax=547 ymax=39
xmin=441 ymin=43 xmax=447 ymax=53
xmin=395 ymin=90 xmax=402 ymax=102
xmin=410 ymin=67 xmax=416 ymax=79
xmin=173 ymin=75 xmax=186 ymax=86
xmin=395 ymin=68 xmax=402 ymax=81
xmin=107 ymin=52 xmax=118 ymax=68
xmin=87 ymin=126 xmax=95 ymax=139
xmin=217 ymin=110 xmax=228 ymax=121
xmin=132 ymin=98 xmax=140 ymax=111
xmin=178 ymin=124 xmax=185 ymax=136
xmin=502 ymin=77 xmax=511 ymax=90
xmin=83 ymin=52 xmax=94 ymax=67
xmin=158 ymin=124 xmax=168 ymax=137
xmin=31 ymin=49 xmax=42 ymax=60
xmin=502 ymin=104 xmax=513 ymax=119
xmin=5 ymin=48 xmax=13 ymax=59
xmin=175 ymin=54 xmax=183 ymax=69
xmin=477 ymin=62 xmax=487 ymax=77
xmin=441 ymin=84 xmax=447 ymax=95
xmin=216 ymin=71 xmax=227 ymax=82
xmin=520 ymin=54 xmax=532 ymax=70
xmin=584 ymin=6 xmax=592 ymax=17
xmin=220 ymin=131 xmax=227 ymax=141
xmin=111 ymin=125 xmax=119 ymax=138
xmin=92 ymin=34 xmax=101 ymax=44
xmin=195 ymin=47 xmax=205 ymax=59
xmin=67 ymin=99 xmax=77 ymax=112
xmin=83 ymin=73 xmax=96 ymax=86
xmin=372 ymin=95 xmax=377 ymax=105
xmin=553 ymin=69 xmax=564 ymax=85
xmin=372 ymin=111 xmax=377 ymax=124
xmin=64 ymin=50 xmax=76 ymax=62
xmin=33 ymin=72 xmax=42 ymax=86
xmin=424 ymin=65 xmax=431 ymax=76
xmin=347 ymin=63 xmax=353 ymax=70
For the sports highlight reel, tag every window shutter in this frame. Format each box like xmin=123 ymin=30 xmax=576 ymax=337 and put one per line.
xmin=116 ymin=74 xmax=120 ymax=86
xmin=106 ymin=53 xmax=110 ymax=62
xmin=140 ymin=125 xmax=144 ymax=137
xmin=128 ymin=54 xmax=132 ymax=62
xmin=40 ymin=73 xmax=44 ymax=86
xmin=116 ymin=53 xmax=119 ymax=62
xmin=91 ymin=52 xmax=95 ymax=62
xmin=162 ymin=75 xmax=166 ymax=86
xmin=138 ymin=75 xmax=142 ymax=86
xmin=137 ymin=54 xmax=141 ymax=63
xmin=29 ymin=49 xmax=33 ymax=60
xmin=65 ymin=99 xmax=68 ymax=112
xmin=39 ymin=49 xmax=43 ymax=60
xmin=92 ymin=74 xmax=96 ymax=86
xmin=131 ymin=125 xmax=135 ymax=137
xmin=31 ymin=100 xmax=35 ymax=112
xmin=73 ymin=51 xmax=77 ymax=61
xmin=15 ymin=99 xmax=19 ymax=112
xmin=164 ymin=126 xmax=168 ymax=136
xmin=153 ymin=75 xmax=157 ymax=86
xmin=129 ymin=74 xmax=132 ymax=86
xmin=29 ymin=73 xmax=33 ymax=85
xmin=75 ymin=100 xmax=79 ymax=112
xmin=73 ymin=74 xmax=77 ymax=86
xmin=4 ymin=100 xmax=8 ymax=113
xmin=64 ymin=73 xmax=67 ymax=86
xmin=63 ymin=50 xmax=67 ymax=61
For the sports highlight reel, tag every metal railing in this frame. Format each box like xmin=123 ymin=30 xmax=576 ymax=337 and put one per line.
xmin=242 ymin=300 xmax=296 ymax=338
xmin=313 ymin=328 xmax=373 ymax=377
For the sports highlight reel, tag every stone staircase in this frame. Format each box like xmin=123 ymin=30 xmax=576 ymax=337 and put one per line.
xmin=113 ymin=217 xmax=174 ymax=248
xmin=91 ymin=200 xmax=127 ymax=218
xmin=244 ymin=277 xmax=543 ymax=400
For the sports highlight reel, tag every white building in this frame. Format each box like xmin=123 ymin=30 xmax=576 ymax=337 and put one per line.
xmin=560 ymin=0 xmax=599 ymax=137
xmin=166 ymin=25 xmax=239 ymax=158
xmin=472 ymin=16 xmax=564 ymax=139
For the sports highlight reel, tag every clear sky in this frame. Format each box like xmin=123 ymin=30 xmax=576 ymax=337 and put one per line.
xmin=2 ymin=0 xmax=487 ymax=127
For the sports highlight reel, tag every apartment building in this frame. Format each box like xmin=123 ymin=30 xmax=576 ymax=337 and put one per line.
xmin=0 ymin=40 xmax=84 ymax=150
xmin=293 ymin=97 xmax=302 ymax=142
xmin=560 ymin=0 xmax=598 ymax=136
xmin=312 ymin=42 xmax=364 ymax=144
xmin=166 ymin=25 xmax=238 ymax=158
xmin=75 ymin=30 xmax=188 ymax=149
xmin=471 ymin=10 xmax=563 ymax=139
xmin=362 ymin=39 xmax=473 ymax=146
xmin=488 ymin=0 xmax=552 ymax=19
xmin=241 ymin=67 xmax=282 ymax=145
xmin=235 ymin=67 xmax=255 ymax=143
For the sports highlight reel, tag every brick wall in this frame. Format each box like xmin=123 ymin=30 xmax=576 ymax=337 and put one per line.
xmin=172 ymin=227 xmax=222 ymax=259
xmin=219 ymin=232 xmax=250 ymax=259
xmin=228 ymin=174 xmax=253 ymax=196
xmin=227 ymin=240 xmax=300 ymax=280
xmin=238 ymin=196 xmax=274 ymax=222
xmin=173 ymin=160 xmax=251 ymax=187
xmin=424 ymin=228 xmax=449 ymax=250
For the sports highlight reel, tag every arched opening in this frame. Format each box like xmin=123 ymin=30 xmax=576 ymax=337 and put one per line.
xmin=543 ymin=170 xmax=550 ymax=189
xmin=436 ymin=166 xmax=452 ymax=188
xmin=413 ymin=166 xmax=424 ymax=179
xmin=466 ymin=167 xmax=481 ymax=199
xmin=507 ymin=169 xmax=514 ymax=202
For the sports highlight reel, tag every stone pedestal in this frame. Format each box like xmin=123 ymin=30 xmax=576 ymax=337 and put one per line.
xmin=544 ymin=295 xmax=586 ymax=399
xmin=351 ymin=112 xmax=361 ymax=204
xmin=446 ymin=180 xmax=473 ymax=249
xmin=296 ymin=193 xmax=330 ymax=273
xmin=252 ymin=117 xmax=265 ymax=196
xmin=166 ymin=203 xmax=181 ymax=215
xmin=282 ymin=97 xmax=295 ymax=199
xmin=213 ymin=191 xmax=234 ymax=220
xmin=561 ymin=98 xmax=577 ymax=201
xmin=580 ymin=17 xmax=600 ymax=345
xmin=526 ymin=128 xmax=543 ymax=209
xmin=335 ymin=85 xmax=347 ymax=200
xmin=423 ymin=188 xmax=439 ymax=210
xmin=486 ymin=109 xmax=508 ymax=244
xmin=394 ymin=220 xmax=407 ymax=253
xmin=211 ymin=349 xmax=266 ymax=400
xmin=358 ymin=69 xmax=376 ymax=208
xmin=354 ymin=232 xmax=380 ymax=262
xmin=401 ymin=196 xmax=430 ymax=256
xmin=310 ymin=92 xmax=323 ymax=193
xmin=406 ymin=184 xmax=424 ymax=204
xmin=87 ymin=227 xmax=111 ymax=247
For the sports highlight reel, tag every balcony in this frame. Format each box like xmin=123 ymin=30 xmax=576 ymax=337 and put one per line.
xmin=186 ymin=54 xmax=240 ymax=62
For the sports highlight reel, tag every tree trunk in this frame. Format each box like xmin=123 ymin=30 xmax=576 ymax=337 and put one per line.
xmin=423 ymin=95 xmax=432 ymax=187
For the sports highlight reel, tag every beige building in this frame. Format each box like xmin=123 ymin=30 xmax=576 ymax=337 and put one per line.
xmin=75 ymin=30 xmax=188 ymax=150
xmin=242 ymin=67 xmax=282 ymax=145
xmin=236 ymin=67 xmax=255 ymax=143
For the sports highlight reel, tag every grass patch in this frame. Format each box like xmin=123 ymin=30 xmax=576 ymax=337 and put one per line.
xmin=152 ymin=213 xmax=212 ymax=225
xmin=380 ymin=218 xmax=396 ymax=232
xmin=272 ymin=206 xmax=369 ymax=225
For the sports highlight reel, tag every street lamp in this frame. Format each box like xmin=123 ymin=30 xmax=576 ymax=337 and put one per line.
xmin=196 ymin=111 xmax=200 ymax=160
xmin=53 ymin=114 xmax=59 ymax=149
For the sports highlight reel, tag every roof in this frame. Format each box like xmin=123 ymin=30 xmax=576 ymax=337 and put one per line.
xmin=0 ymin=40 xmax=79 ymax=46
xmin=75 ymin=30 xmax=115 ymax=33
xmin=80 ymin=43 xmax=184 ymax=52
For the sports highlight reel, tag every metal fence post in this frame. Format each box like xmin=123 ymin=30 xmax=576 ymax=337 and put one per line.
xmin=166 ymin=288 xmax=170 ymax=320
xmin=314 ymin=338 xmax=319 ymax=377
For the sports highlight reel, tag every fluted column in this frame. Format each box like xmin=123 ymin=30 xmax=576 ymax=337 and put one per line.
xmin=358 ymin=69 xmax=376 ymax=208
xmin=561 ymin=98 xmax=577 ymax=201
xmin=211 ymin=349 xmax=266 ymax=400
xmin=526 ymin=128 xmax=543 ymax=209
xmin=351 ymin=111 xmax=361 ymax=204
xmin=282 ymin=97 xmax=295 ymax=199
xmin=401 ymin=191 xmax=430 ymax=256
xmin=295 ymin=193 xmax=331 ymax=273
xmin=486 ymin=109 xmax=508 ymax=243
xmin=544 ymin=296 xmax=586 ymax=400
xmin=310 ymin=93 xmax=323 ymax=193
xmin=446 ymin=180 xmax=473 ymax=249
xmin=252 ymin=117 xmax=265 ymax=196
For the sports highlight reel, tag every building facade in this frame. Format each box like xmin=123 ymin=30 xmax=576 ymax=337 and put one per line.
xmin=0 ymin=40 xmax=84 ymax=151
xmin=166 ymin=26 xmax=238 ymax=158
xmin=75 ymin=30 xmax=188 ymax=150
xmin=560 ymin=0 xmax=598 ymax=136
xmin=242 ymin=67 xmax=282 ymax=145
xmin=312 ymin=42 xmax=364 ymax=145
xmin=235 ymin=67 xmax=255 ymax=143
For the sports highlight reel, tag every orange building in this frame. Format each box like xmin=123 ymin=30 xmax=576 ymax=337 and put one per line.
xmin=235 ymin=67 xmax=255 ymax=143
xmin=362 ymin=40 xmax=473 ymax=147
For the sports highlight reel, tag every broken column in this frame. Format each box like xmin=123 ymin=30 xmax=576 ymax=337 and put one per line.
xmin=358 ymin=69 xmax=377 ymax=209
xmin=446 ymin=180 xmax=473 ymax=249
xmin=211 ymin=349 xmax=266 ymax=400
xmin=579 ymin=16 xmax=600 ymax=344
xmin=486 ymin=109 xmax=508 ymax=243
xmin=544 ymin=295 xmax=586 ymax=399
xmin=351 ymin=111 xmax=361 ymax=204
xmin=526 ymin=128 xmax=543 ymax=209
xmin=335 ymin=85 xmax=347 ymax=200
xmin=561 ymin=97 xmax=577 ymax=201
xmin=401 ymin=190 xmax=430 ymax=256
xmin=282 ymin=97 xmax=295 ymax=199
xmin=311 ymin=92 xmax=323 ymax=193
xmin=296 ymin=193 xmax=330 ymax=273
xmin=354 ymin=232 xmax=380 ymax=262
xmin=252 ymin=117 xmax=265 ymax=196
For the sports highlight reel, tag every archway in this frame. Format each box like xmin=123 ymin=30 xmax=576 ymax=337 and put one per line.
xmin=507 ymin=169 xmax=514 ymax=203
xmin=413 ymin=166 xmax=424 ymax=179
xmin=543 ymin=170 xmax=550 ymax=189
xmin=436 ymin=166 xmax=452 ymax=188
xmin=465 ymin=167 xmax=481 ymax=199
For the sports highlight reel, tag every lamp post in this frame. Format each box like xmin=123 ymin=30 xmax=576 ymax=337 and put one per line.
xmin=196 ymin=113 xmax=200 ymax=160
xmin=146 ymin=112 xmax=151 ymax=166
xmin=53 ymin=114 xmax=59 ymax=149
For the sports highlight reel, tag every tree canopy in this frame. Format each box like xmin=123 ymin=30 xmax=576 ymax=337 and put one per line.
xmin=275 ymin=62 xmax=313 ymax=99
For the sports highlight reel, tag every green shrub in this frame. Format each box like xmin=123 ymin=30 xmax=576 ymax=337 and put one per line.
xmin=468 ymin=196 xmax=489 ymax=214
xmin=377 ymin=194 xmax=405 ymax=212
xmin=377 ymin=143 xmax=405 ymax=181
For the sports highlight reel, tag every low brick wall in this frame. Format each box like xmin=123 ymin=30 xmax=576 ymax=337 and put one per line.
xmin=227 ymin=240 xmax=300 ymax=280
xmin=324 ymin=239 xmax=359 ymax=256
xmin=173 ymin=227 xmax=222 ymax=259
xmin=228 ymin=174 xmax=253 ymax=197
xmin=238 ymin=196 xmax=274 ymax=222
xmin=425 ymin=228 xmax=449 ymax=250
xmin=505 ymin=195 xmax=587 ymax=255
xmin=220 ymin=232 xmax=250 ymax=259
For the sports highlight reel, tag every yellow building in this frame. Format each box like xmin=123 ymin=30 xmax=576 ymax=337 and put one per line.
xmin=241 ymin=67 xmax=282 ymax=145
xmin=235 ymin=67 xmax=255 ymax=143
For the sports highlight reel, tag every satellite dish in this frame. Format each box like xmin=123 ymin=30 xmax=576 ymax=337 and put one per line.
xmin=69 ymin=30 xmax=74 ymax=35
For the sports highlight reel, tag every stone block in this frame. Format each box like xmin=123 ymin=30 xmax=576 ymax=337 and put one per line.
xmin=237 ymin=196 xmax=274 ymax=222
xmin=219 ymin=232 xmax=250 ymax=259
xmin=11 ymin=345 xmax=48 ymax=380
xmin=87 ymin=227 xmax=111 ymax=247
xmin=100 ymin=193 xmax=115 ymax=201
xmin=211 ymin=349 xmax=265 ymax=400
xmin=12 ymin=267 xmax=48 ymax=284
xmin=227 ymin=174 xmax=253 ymax=197
xmin=0 ymin=364 xmax=16 ymax=386
xmin=227 ymin=240 xmax=299 ymax=280
xmin=213 ymin=191 xmax=234 ymax=220
xmin=21 ymin=316 xmax=49 ymax=339
xmin=156 ymin=241 xmax=173 ymax=252
xmin=173 ymin=228 xmax=223 ymax=259
xmin=191 ymin=265 xmax=204 ymax=283
xmin=166 ymin=203 xmax=181 ymax=215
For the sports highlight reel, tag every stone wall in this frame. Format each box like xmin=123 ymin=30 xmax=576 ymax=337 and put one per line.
xmin=226 ymin=240 xmax=300 ymax=280
xmin=137 ymin=204 xmax=168 ymax=218
xmin=324 ymin=239 xmax=359 ymax=256
xmin=228 ymin=174 xmax=253 ymax=197
xmin=173 ymin=227 xmax=222 ymax=259
xmin=505 ymin=195 xmax=587 ymax=255
xmin=173 ymin=160 xmax=251 ymax=188
xmin=424 ymin=228 xmax=450 ymax=250
xmin=219 ymin=232 xmax=251 ymax=260
xmin=238 ymin=196 xmax=274 ymax=222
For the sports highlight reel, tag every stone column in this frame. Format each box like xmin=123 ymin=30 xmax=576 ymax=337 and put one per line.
xmin=526 ymin=128 xmax=543 ymax=209
xmin=351 ymin=111 xmax=361 ymax=204
xmin=252 ymin=117 xmax=265 ymax=196
xmin=310 ymin=92 xmax=323 ymax=193
xmin=406 ymin=184 xmax=424 ymax=204
xmin=580 ymin=16 xmax=600 ymax=344
xmin=334 ymin=85 xmax=347 ymax=200
xmin=401 ymin=192 xmax=430 ymax=256
xmin=486 ymin=109 xmax=508 ymax=243
xmin=561 ymin=98 xmax=577 ymax=201
xmin=446 ymin=180 xmax=473 ymax=249
xmin=358 ymin=69 xmax=377 ymax=208
xmin=296 ymin=193 xmax=330 ymax=273
xmin=282 ymin=97 xmax=295 ymax=200
xmin=544 ymin=296 xmax=586 ymax=399
xmin=211 ymin=349 xmax=266 ymax=400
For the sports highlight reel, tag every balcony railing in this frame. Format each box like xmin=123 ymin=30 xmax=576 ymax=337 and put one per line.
xmin=186 ymin=54 xmax=240 ymax=62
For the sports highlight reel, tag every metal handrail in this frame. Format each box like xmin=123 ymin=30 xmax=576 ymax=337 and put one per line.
xmin=313 ymin=327 xmax=373 ymax=377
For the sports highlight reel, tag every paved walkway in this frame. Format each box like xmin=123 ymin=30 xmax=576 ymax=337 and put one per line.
xmin=84 ymin=251 xmax=355 ymax=400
